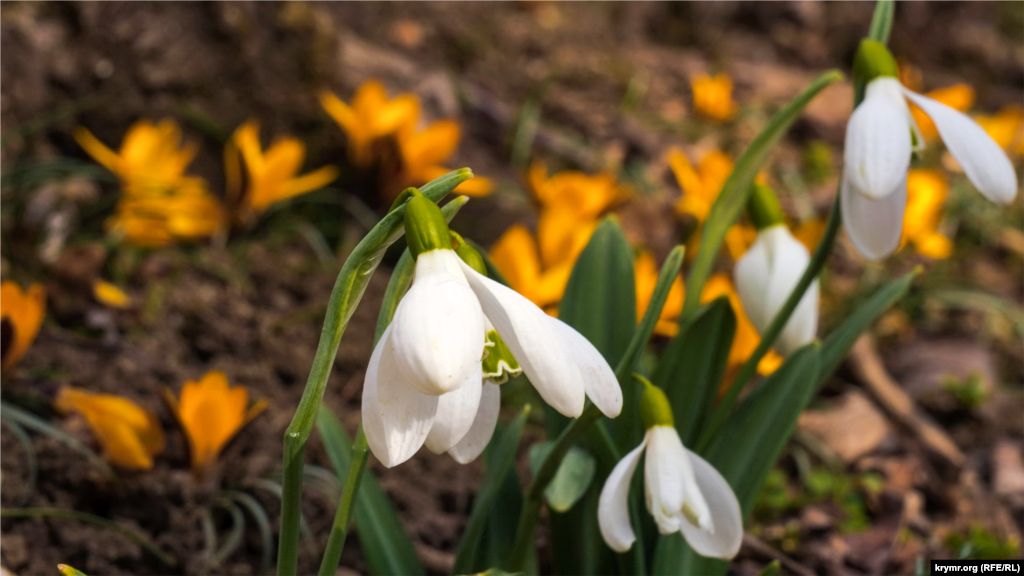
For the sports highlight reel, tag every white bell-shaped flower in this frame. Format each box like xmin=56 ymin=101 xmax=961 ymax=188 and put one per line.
xmin=598 ymin=381 xmax=742 ymax=559
xmin=842 ymin=40 xmax=1018 ymax=260
xmin=735 ymin=224 xmax=819 ymax=356
xmin=362 ymin=197 xmax=622 ymax=467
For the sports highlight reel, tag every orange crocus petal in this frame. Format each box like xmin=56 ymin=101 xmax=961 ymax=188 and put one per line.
xmin=92 ymin=280 xmax=131 ymax=308
xmin=902 ymin=169 xmax=952 ymax=259
xmin=174 ymin=371 xmax=262 ymax=471
xmin=1 ymin=282 xmax=46 ymax=372
xmin=669 ymin=148 xmax=734 ymax=223
xmin=420 ymin=165 xmax=494 ymax=197
xmin=55 ymin=387 xmax=165 ymax=470
xmin=491 ymin=224 xmax=542 ymax=295
xmin=700 ymin=274 xmax=779 ymax=375
xmin=691 ymin=72 xmax=738 ymax=122
xmin=401 ymin=120 xmax=461 ymax=171
xmin=635 ymin=251 xmax=684 ymax=337
xmin=975 ymin=105 xmax=1024 ymax=154
xmin=73 ymin=127 xmax=124 ymax=176
xmin=280 ymin=165 xmax=340 ymax=199
xmin=910 ymin=84 xmax=975 ymax=141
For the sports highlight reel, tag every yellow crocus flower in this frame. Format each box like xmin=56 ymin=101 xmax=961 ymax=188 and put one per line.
xmin=901 ymin=169 xmax=952 ymax=259
xmin=1 ymin=281 xmax=46 ymax=372
xmin=702 ymin=274 xmax=783 ymax=377
xmin=792 ymin=218 xmax=827 ymax=253
xmin=74 ymin=119 xmax=199 ymax=197
xmin=225 ymin=120 xmax=339 ymax=223
xmin=92 ymin=280 xmax=131 ymax=309
xmin=54 ymin=387 xmax=165 ymax=470
xmin=634 ymin=251 xmax=684 ymax=337
xmin=909 ymin=84 xmax=975 ymax=142
xmin=669 ymin=147 xmax=733 ymax=223
xmin=490 ymin=224 xmax=575 ymax=312
xmin=164 ymin=371 xmax=267 ymax=472
xmin=106 ymin=179 xmax=224 ymax=248
xmin=529 ymin=162 xmax=624 ymax=267
xmin=691 ymin=72 xmax=738 ymax=122
xmin=396 ymin=119 xmax=494 ymax=198
xmin=318 ymin=80 xmax=420 ymax=168
xmin=975 ymin=105 xmax=1024 ymax=158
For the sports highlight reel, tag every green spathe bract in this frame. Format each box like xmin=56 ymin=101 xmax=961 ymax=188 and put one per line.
xmin=637 ymin=375 xmax=674 ymax=429
xmin=747 ymin=183 xmax=785 ymax=230
xmin=404 ymin=189 xmax=453 ymax=257
xmin=853 ymin=39 xmax=898 ymax=85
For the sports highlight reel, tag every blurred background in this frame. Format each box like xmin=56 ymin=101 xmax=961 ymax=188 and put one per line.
xmin=1 ymin=2 xmax=1022 ymax=575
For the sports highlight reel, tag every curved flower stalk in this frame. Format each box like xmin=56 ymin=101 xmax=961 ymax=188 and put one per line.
xmin=54 ymin=387 xmax=165 ymax=470
xmin=362 ymin=191 xmax=622 ymax=467
xmin=599 ymin=379 xmax=742 ymax=559
xmin=843 ymin=40 xmax=1018 ymax=260
xmin=1 ymin=281 xmax=46 ymax=372
xmin=735 ymin=185 xmax=819 ymax=356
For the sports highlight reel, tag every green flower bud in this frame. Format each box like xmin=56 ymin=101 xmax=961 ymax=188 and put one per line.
xmin=482 ymin=329 xmax=522 ymax=383
xmin=404 ymin=189 xmax=452 ymax=257
xmin=747 ymin=183 xmax=785 ymax=230
xmin=451 ymin=232 xmax=488 ymax=276
xmin=636 ymin=374 xmax=674 ymax=429
xmin=853 ymin=39 xmax=898 ymax=85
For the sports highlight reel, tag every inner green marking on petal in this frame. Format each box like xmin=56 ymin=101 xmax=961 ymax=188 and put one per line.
xmin=482 ymin=329 xmax=521 ymax=384
xmin=681 ymin=502 xmax=701 ymax=528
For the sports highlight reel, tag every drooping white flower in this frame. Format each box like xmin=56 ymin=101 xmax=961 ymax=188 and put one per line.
xmin=362 ymin=193 xmax=622 ymax=467
xmin=842 ymin=40 xmax=1018 ymax=260
xmin=598 ymin=381 xmax=742 ymax=559
xmin=735 ymin=224 xmax=818 ymax=356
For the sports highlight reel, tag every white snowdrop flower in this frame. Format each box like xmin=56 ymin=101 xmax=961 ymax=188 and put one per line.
xmin=734 ymin=185 xmax=818 ymax=356
xmin=842 ymin=40 xmax=1018 ymax=260
xmin=362 ymin=193 xmax=622 ymax=467
xmin=598 ymin=380 xmax=742 ymax=559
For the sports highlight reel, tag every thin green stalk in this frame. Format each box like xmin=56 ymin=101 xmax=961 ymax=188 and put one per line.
xmin=317 ymin=425 xmax=369 ymax=576
xmin=276 ymin=170 xmax=471 ymax=576
xmin=504 ymin=404 xmax=604 ymax=571
xmin=695 ymin=192 xmax=842 ymax=453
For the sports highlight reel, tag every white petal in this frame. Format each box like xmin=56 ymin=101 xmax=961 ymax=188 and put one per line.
xmin=844 ymin=78 xmax=913 ymax=199
xmin=644 ymin=426 xmax=711 ymax=534
xmin=424 ymin=365 xmax=483 ymax=454
xmin=363 ymin=325 xmax=438 ymax=468
xmin=390 ymin=250 xmax=485 ymax=396
xmin=734 ymin=235 xmax=772 ymax=332
xmin=903 ymin=88 xmax=1018 ymax=204
xmin=678 ymin=449 xmax=743 ymax=560
xmin=841 ymin=172 xmax=907 ymax=261
xmin=598 ymin=435 xmax=648 ymax=553
xmin=448 ymin=381 xmax=501 ymax=464
xmin=548 ymin=317 xmax=622 ymax=418
xmin=457 ymin=260 xmax=585 ymax=418
xmin=760 ymin=226 xmax=817 ymax=356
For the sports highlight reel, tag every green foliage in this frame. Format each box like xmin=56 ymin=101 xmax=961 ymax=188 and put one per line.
xmin=943 ymin=374 xmax=990 ymax=409
xmin=945 ymin=526 xmax=1022 ymax=560
xmin=528 ymin=443 xmax=597 ymax=513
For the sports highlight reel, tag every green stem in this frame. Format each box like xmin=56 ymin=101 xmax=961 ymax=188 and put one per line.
xmin=317 ymin=425 xmax=370 ymax=576
xmin=504 ymin=404 xmax=604 ymax=571
xmin=695 ymin=192 xmax=842 ymax=453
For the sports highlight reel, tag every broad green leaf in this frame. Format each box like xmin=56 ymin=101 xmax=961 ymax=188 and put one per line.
xmin=652 ymin=297 xmax=735 ymax=445
xmin=656 ymin=345 xmax=821 ymax=576
xmin=317 ymin=407 xmax=423 ymax=576
xmin=481 ymin=456 xmax=533 ymax=573
xmin=451 ymin=406 xmax=531 ymax=575
xmin=817 ymin=271 xmax=916 ymax=386
xmin=681 ymin=70 xmax=843 ymax=321
xmin=528 ymin=443 xmax=596 ymax=513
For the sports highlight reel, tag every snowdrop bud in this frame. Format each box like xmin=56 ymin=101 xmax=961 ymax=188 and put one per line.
xmin=404 ymin=189 xmax=452 ymax=257
xmin=451 ymin=231 xmax=488 ymax=275
xmin=853 ymin=39 xmax=898 ymax=85
xmin=638 ymin=375 xmax=674 ymax=429
xmin=747 ymin=184 xmax=785 ymax=230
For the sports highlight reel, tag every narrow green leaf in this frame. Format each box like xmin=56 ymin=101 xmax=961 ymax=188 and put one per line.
xmin=482 ymin=458 xmax=531 ymax=572
xmin=817 ymin=270 xmax=917 ymax=386
xmin=528 ymin=443 xmax=596 ymax=513
xmin=452 ymin=406 xmax=531 ymax=575
xmin=868 ymin=0 xmax=895 ymax=44
xmin=652 ymin=297 xmax=735 ymax=445
xmin=0 ymin=401 xmax=114 ymax=479
xmin=682 ymin=70 xmax=843 ymax=320
xmin=317 ymin=407 xmax=424 ymax=576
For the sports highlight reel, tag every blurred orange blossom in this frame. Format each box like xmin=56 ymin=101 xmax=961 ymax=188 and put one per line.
xmin=1 ymin=281 xmax=46 ymax=372
xmin=55 ymin=387 xmax=165 ymax=470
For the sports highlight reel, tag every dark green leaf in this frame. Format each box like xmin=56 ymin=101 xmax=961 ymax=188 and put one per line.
xmin=528 ymin=443 xmax=596 ymax=513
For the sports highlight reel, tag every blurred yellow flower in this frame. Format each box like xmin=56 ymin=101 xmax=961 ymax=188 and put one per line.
xmin=397 ymin=120 xmax=494 ymax=198
xmin=702 ymin=274 xmax=783 ymax=377
xmin=92 ymin=280 xmax=131 ymax=309
xmin=319 ymin=80 xmax=420 ymax=168
xmin=975 ymin=105 xmax=1024 ymax=158
xmin=634 ymin=251 xmax=684 ymax=337
xmin=909 ymin=84 xmax=975 ymax=142
xmin=901 ymin=169 xmax=952 ymax=259
xmin=1 ymin=281 xmax=46 ymax=372
xmin=669 ymin=148 xmax=733 ymax=223
xmin=54 ymin=387 xmax=165 ymax=470
xmin=529 ymin=162 xmax=623 ymax=267
xmin=792 ymin=218 xmax=826 ymax=253
xmin=74 ymin=119 xmax=199 ymax=197
xmin=225 ymin=120 xmax=339 ymax=223
xmin=164 ymin=371 xmax=267 ymax=472
xmin=107 ymin=179 xmax=224 ymax=248
xmin=691 ymin=72 xmax=738 ymax=122
xmin=491 ymin=224 xmax=575 ymax=311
